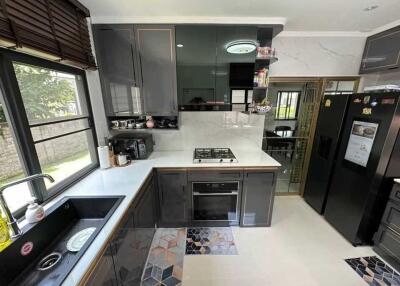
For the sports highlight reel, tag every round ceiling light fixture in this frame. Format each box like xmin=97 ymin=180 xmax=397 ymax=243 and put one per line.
xmin=226 ymin=41 xmax=257 ymax=54
xmin=177 ymin=44 xmax=184 ymax=48
xmin=363 ymin=5 xmax=379 ymax=11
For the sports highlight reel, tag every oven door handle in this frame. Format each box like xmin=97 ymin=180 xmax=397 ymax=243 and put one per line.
xmin=193 ymin=192 xmax=238 ymax=196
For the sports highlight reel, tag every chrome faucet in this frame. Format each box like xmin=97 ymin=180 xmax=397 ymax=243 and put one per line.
xmin=0 ymin=174 xmax=54 ymax=238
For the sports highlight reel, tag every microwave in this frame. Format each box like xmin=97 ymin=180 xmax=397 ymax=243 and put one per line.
xmin=111 ymin=133 xmax=154 ymax=160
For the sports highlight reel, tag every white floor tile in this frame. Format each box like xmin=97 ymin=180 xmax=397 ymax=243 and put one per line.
xmin=183 ymin=196 xmax=374 ymax=285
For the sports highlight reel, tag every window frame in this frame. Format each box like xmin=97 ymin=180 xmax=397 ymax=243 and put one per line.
xmin=275 ymin=90 xmax=301 ymax=121
xmin=230 ymin=88 xmax=253 ymax=112
xmin=0 ymin=48 xmax=98 ymax=219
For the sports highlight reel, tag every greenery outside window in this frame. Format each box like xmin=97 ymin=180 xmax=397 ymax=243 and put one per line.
xmin=275 ymin=91 xmax=300 ymax=120
xmin=0 ymin=50 xmax=98 ymax=218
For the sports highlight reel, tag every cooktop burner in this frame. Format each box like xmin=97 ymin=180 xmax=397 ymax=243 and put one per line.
xmin=193 ymin=148 xmax=238 ymax=163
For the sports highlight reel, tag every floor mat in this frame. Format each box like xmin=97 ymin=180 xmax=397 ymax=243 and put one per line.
xmin=345 ymin=256 xmax=400 ymax=286
xmin=185 ymin=227 xmax=238 ymax=255
xmin=141 ymin=228 xmax=186 ymax=286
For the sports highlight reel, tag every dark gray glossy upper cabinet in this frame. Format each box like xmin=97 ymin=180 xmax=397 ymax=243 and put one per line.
xmin=176 ymin=26 xmax=217 ymax=107
xmin=135 ymin=25 xmax=178 ymax=115
xmin=241 ymin=171 xmax=275 ymax=227
xmin=176 ymin=25 xmax=257 ymax=110
xmin=360 ymin=25 xmax=400 ymax=74
xmin=157 ymin=170 xmax=188 ymax=227
xmin=215 ymin=26 xmax=257 ymax=103
xmin=92 ymin=24 xmax=142 ymax=116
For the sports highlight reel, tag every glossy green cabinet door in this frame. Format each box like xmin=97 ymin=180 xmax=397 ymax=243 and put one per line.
xmin=86 ymin=244 xmax=118 ymax=286
xmin=241 ymin=171 xmax=275 ymax=227
xmin=135 ymin=25 xmax=177 ymax=115
xmin=158 ymin=170 xmax=188 ymax=227
xmin=92 ymin=24 xmax=142 ymax=116
xmin=176 ymin=25 xmax=217 ymax=108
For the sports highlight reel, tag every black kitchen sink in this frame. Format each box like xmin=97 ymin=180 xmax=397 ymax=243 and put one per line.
xmin=0 ymin=196 xmax=124 ymax=286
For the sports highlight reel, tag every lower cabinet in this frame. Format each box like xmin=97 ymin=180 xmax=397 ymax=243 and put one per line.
xmin=86 ymin=244 xmax=118 ymax=286
xmin=373 ymin=182 xmax=400 ymax=272
xmin=86 ymin=174 xmax=156 ymax=286
xmin=157 ymin=169 xmax=188 ymax=227
xmin=241 ymin=171 xmax=275 ymax=227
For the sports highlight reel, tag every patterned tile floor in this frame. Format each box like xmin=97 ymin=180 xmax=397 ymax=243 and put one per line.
xmin=141 ymin=227 xmax=238 ymax=285
xmin=141 ymin=228 xmax=186 ymax=286
xmin=345 ymin=256 xmax=400 ymax=286
xmin=185 ymin=227 xmax=238 ymax=255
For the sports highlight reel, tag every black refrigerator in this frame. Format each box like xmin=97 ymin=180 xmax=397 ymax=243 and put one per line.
xmin=324 ymin=92 xmax=400 ymax=245
xmin=304 ymin=94 xmax=351 ymax=213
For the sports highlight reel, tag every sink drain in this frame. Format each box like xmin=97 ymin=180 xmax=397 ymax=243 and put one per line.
xmin=37 ymin=252 xmax=62 ymax=271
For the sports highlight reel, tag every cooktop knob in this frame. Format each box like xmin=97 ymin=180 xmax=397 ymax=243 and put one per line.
xmin=198 ymin=159 xmax=202 ymax=163
xmin=230 ymin=159 xmax=234 ymax=162
xmin=220 ymin=159 xmax=223 ymax=163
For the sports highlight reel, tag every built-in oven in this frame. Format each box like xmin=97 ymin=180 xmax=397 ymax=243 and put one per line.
xmin=192 ymin=181 xmax=239 ymax=222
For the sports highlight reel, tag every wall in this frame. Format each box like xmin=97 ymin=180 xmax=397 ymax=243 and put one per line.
xmin=269 ymin=34 xmax=366 ymax=77
xmin=125 ymin=111 xmax=265 ymax=151
xmin=86 ymin=20 xmax=109 ymax=146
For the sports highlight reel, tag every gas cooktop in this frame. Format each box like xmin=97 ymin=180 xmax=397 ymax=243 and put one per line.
xmin=193 ymin=148 xmax=238 ymax=163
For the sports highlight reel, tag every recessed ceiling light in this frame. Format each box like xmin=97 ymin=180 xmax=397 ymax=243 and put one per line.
xmin=363 ymin=5 xmax=379 ymax=11
xmin=177 ymin=44 xmax=184 ymax=48
xmin=226 ymin=41 xmax=257 ymax=54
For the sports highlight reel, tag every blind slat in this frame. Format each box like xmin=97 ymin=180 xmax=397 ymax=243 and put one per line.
xmin=0 ymin=0 xmax=95 ymax=69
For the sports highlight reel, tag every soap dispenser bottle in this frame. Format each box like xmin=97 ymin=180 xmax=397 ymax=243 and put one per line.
xmin=25 ymin=198 xmax=45 ymax=224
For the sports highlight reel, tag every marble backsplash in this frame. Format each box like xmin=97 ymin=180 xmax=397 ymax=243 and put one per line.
xmin=149 ymin=111 xmax=265 ymax=151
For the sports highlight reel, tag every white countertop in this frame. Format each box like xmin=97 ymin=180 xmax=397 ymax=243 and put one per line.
xmin=38 ymin=149 xmax=280 ymax=286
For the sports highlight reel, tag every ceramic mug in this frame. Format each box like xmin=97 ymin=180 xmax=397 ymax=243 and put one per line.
xmin=117 ymin=154 xmax=128 ymax=166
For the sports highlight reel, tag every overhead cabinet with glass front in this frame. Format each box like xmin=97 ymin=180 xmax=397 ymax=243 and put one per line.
xmin=176 ymin=25 xmax=258 ymax=111
xmin=92 ymin=24 xmax=178 ymax=116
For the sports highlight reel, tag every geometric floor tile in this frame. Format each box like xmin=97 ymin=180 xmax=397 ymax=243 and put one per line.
xmin=141 ymin=228 xmax=186 ymax=286
xmin=185 ymin=227 xmax=238 ymax=255
xmin=345 ymin=256 xmax=400 ymax=286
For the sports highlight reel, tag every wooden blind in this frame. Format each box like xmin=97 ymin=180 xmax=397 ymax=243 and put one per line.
xmin=0 ymin=0 xmax=96 ymax=69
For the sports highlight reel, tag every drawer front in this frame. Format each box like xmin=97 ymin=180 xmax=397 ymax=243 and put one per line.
xmin=390 ymin=183 xmax=400 ymax=205
xmin=382 ymin=200 xmax=400 ymax=234
xmin=374 ymin=225 xmax=400 ymax=264
xmin=188 ymin=169 xmax=243 ymax=181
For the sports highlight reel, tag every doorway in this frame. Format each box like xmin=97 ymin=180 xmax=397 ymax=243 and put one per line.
xmin=262 ymin=77 xmax=359 ymax=195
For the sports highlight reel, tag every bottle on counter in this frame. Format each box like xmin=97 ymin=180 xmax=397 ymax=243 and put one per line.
xmin=108 ymin=142 xmax=116 ymax=167
xmin=0 ymin=212 xmax=11 ymax=251
xmin=25 ymin=198 xmax=45 ymax=224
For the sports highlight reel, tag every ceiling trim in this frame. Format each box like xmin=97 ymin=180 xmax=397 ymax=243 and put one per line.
xmin=277 ymin=31 xmax=367 ymax=37
xmin=89 ymin=16 xmax=287 ymax=25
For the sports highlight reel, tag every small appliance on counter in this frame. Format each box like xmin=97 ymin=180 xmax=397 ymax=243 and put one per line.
xmin=193 ymin=148 xmax=238 ymax=163
xmin=110 ymin=133 xmax=154 ymax=160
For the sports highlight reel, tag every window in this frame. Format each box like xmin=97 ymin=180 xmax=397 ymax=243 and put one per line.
xmin=0 ymin=50 xmax=98 ymax=217
xmin=275 ymin=91 xmax=300 ymax=120
xmin=0 ymin=101 xmax=31 ymax=214
xmin=230 ymin=89 xmax=253 ymax=112
xmin=324 ymin=80 xmax=356 ymax=95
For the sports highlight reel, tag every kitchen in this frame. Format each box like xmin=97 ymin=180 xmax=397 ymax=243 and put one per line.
xmin=0 ymin=0 xmax=400 ymax=285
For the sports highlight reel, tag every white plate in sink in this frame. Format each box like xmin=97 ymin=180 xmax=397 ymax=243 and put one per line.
xmin=66 ymin=227 xmax=96 ymax=252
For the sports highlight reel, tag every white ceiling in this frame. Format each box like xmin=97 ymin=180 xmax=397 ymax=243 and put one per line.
xmin=81 ymin=0 xmax=400 ymax=33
